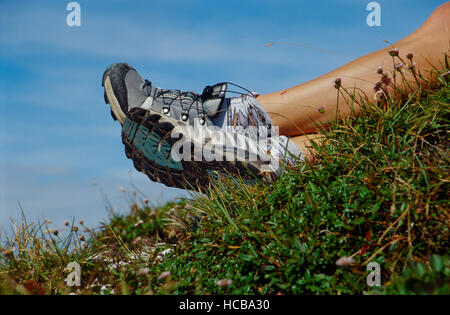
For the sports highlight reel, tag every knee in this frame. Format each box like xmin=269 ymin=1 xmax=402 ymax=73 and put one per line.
xmin=432 ymin=2 xmax=450 ymax=19
xmin=423 ymin=2 xmax=450 ymax=32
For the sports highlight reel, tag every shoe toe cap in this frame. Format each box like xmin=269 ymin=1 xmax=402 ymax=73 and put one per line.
xmin=102 ymin=63 xmax=133 ymax=87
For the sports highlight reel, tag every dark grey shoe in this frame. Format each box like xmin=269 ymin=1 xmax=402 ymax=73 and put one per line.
xmin=102 ymin=63 xmax=302 ymax=190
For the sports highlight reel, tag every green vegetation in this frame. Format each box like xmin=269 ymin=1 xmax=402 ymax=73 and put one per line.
xmin=1 ymin=54 xmax=449 ymax=295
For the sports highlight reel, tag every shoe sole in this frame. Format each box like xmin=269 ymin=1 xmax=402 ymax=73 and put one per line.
xmin=102 ymin=67 xmax=272 ymax=190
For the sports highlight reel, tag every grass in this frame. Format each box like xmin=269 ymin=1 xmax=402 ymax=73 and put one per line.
xmin=0 ymin=53 xmax=449 ymax=295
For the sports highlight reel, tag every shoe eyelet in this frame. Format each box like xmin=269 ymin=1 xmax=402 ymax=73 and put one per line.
xmin=162 ymin=107 xmax=170 ymax=114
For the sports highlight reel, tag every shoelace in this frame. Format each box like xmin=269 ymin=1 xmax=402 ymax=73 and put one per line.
xmin=143 ymin=79 xmax=206 ymax=124
xmin=142 ymin=80 xmax=258 ymax=126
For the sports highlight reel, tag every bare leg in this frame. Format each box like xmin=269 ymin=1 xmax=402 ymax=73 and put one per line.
xmin=257 ymin=2 xmax=450 ymax=137
xmin=290 ymin=133 xmax=324 ymax=160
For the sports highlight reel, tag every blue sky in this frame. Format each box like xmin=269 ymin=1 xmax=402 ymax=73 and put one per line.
xmin=0 ymin=0 xmax=446 ymax=229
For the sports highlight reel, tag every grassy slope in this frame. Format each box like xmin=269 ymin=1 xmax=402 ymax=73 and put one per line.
xmin=1 ymin=62 xmax=449 ymax=295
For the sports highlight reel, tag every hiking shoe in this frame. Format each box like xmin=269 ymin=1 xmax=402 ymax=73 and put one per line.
xmin=102 ymin=63 xmax=302 ymax=189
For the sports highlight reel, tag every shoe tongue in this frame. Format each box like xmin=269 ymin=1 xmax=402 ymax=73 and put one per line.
xmin=202 ymin=82 xmax=227 ymax=117
xmin=203 ymin=98 xmax=223 ymax=117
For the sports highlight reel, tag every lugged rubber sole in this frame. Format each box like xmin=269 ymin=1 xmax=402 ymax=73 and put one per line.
xmin=120 ymin=107 xmax=269 ymax=190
